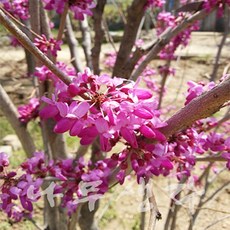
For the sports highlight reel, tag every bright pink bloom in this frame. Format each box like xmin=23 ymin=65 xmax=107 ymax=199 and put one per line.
xmin=18 ymin=98 xmax=40 ymax=123
xmin=34 ymin=34 xmax=62 ymax=57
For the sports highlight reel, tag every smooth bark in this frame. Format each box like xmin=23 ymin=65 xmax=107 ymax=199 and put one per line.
xmin=91 ymin=0 xmax=106 ymax=75
xmin=79 ymin=17 xmax=92 ymax=69
xmin=65 ymin=14 xmax=83 ymax=73
xmin=0 ymin=84 xmax=36 ymax=156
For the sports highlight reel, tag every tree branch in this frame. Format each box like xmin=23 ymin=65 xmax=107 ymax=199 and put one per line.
xmin=56 ymin=3 xmax=68 ymax=41
xmin=0 ymin=8 xmax=72 ymax=85
xmin=91 ymin=0 xmax=106 ymax=75
xmin=160 ymin=76 xmax=230 ymax=138
xmin=0 ymin=84 xmax=36 ymax=157
xmin=112 ymin=0 xmax=148 ymax=78
xmin=79 ymin=16 xmax=93 ymax=69
xmin=131 ymin=8 xmax=214 ymax=80
xmin=65 ymin=13 xmax=83 ymax=73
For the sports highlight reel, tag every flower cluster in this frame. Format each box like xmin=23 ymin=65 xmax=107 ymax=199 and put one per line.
xmin=40 ymin=68 xmax=167 ymax=152
xmin=156 ymin=12 xmax=199 ymax=60
xmin=104 ymin=51 xmax=157 ymax=78
xmin=158 ymin=65 xmax=175 ymax=76
xmin=9 ymin=36 xmax=21 ymax=47
xmin=103 ymin=51 xmax=160 ymax=94
xmin=34 ymin=61 xmax=76 ymax=83
xmin=203 ymin=0 xmax=230 ymax=17
xmin=167 ymin=118 xmax=230 ymax=180
xmin=18 ymin=98 xmax=40 ymax=124
xmin=1 ymin=0 xmax=29 ymax=20
xmin=1 ymin=112 xmax=230 ymax=221
xmin=34 ymin=35 xmax=62 ymax=57
xmin=222 ymin=137 xmax=230 ymax=169
xmin=0 ymin=152 xmax=42 ymax=222
xmin=0 ymin=151 xmax=114 ymax=220
xmin=185 ymin=81 xmax=216 ymax=105
xmin=145 ymin=0 xmax=165 ymax=9
xmin=42 ymin=0 xmax=95 ymax=20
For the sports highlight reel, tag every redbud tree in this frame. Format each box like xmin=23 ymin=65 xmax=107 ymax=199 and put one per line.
xmin=0 ymin=0 xmax=229 ymax=230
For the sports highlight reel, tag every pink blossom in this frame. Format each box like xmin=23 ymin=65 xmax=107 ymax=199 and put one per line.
xmin=1 ymin=0 xmax=29 ymax=20
xmin=18 ymin=98 xmax=40 ymax=123
xmin=34 ymin=34 xmax=62 ymax=57
xmin=185 ymin=81 xmax=216 ymax=105
xmin=42 ymin=0 xmax=95 ymax=20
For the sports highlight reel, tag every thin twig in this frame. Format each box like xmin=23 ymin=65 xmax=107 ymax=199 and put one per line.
xmin=196 ymin=156 xmax=225 ymax=162
xmin=147 ymin=180 xmax=162 ymax=230
xmin=102 ymin=17 xmax=117 ymax=53
xmin=131 ymin=8 xmax=215 ymax=80
xmin=203 ymin=180 xmax=230 ymax=205
xmin=56 ymin=3 xmax=68 ymax=41
xmin=111 ymin=0 xmax=127 ymax=24
xmin=65 ymin=13 xmax=83 ymax=72
xmin=204 ymin=215 xmax=230 ymax=230
xmin=0 ymin=6 xmax=42 ymax=39
xmin=140 ymin=181 xmax=147 ymax=230
xmin=79 ymin=16 xmax=93 ymax=69
xmin=158 ymin=60 xmax=171 ymax=109
xmin=197 ymin=207 xmax=230 ymax=215
xmin=0 ymin=8 xmax=72 ymax=85
xmin=210 ymin=6 xmax=230 ymax=82
xmin=27 ymin=218 xmax=44 ymax=230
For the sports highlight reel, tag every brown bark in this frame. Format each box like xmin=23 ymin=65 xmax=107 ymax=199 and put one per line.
xmin=210 ymin=7 xmax=230 ymax=82
xmin=112 ymin=0 xmax=148 ymax=78
xmin=40 ymin=2 xmax=52 ymax=39
xmin=21 ymin=19 xmax=35 ymax=76
xmin=91 ymin=0 xmax=106 ymax=75
xmin=65 ymin=14 xmax=83 ymax=73
xmin=79 ymin=17 xmax=93 ymax=69
xmin=160 ymin=76 xmax=230 ymax=137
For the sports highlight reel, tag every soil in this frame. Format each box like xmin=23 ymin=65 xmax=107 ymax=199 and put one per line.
xmin=0 ymin=32 xmax=230 ymax=230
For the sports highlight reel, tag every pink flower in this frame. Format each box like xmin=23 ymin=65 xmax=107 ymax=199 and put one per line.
xmin=2 ymin=0 xmax=29 ymax=20
xmin=42 ymin=0 xmax=95 ymax=20
xmin=18 ymin=98 xmax=40 ymax=123
xmin=0 ymin=152 xmax=9 ymax=172
xmin=185 ymin=81 xmax=216 ymax=105
xmin=34 ymin=34 xmax=62 ymax=57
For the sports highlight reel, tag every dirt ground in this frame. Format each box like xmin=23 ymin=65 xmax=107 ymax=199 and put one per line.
xmin=0 ymin=32 xmax=230 ymax=230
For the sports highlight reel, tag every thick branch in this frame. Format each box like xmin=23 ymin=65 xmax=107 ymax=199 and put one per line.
xmin=0 ymin=84 xmax=36 ymax=156
xmin=0 ymin=8 xmax=71 ymax=85
xmin=112 ymin=0 xmax=148 ymax=78
xmin=160 ymin=76 xmax=230 ymax=138
xmin=131 ymin=8 xmax=213 ymax=80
